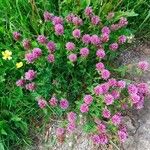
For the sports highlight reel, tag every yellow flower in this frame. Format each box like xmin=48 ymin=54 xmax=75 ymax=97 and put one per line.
xmin=16 ymin=62 xmax=23 ymax=68
xmin=2 ymin=50 xmax=12 ymax=60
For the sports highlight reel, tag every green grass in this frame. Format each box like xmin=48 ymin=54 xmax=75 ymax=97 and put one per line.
xmin=60 ymin=0 xmax=150 ymax=38
xmin=0 ymin=1 xmax=58 ymax=149
xmin=0 ymin=0 xmax=149 ymax=149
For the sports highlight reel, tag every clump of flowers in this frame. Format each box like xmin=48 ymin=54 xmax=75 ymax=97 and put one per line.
xmin=14 ymin=6 xmax=149 ymax=146
xmin=25 ymin=48 xmax=42 ymax=63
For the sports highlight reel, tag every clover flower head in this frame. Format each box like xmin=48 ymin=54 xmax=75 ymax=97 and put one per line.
xmin=111 ymin=113 xmax=122 ymax=125
xmin=101 ymin=26 xmax=111 ymax=35
xmin=25 ymin=69 xmax=36 ymax=81
xmin=101 ymin=33 xmax=109 ymax=43
xmin=47 ymin=54 xmax=55 ymax=63
xmin=91 ymin=134 xmax=101 ymax=144
xmin=90 ymin=35 xmax=100 ymax=45
xmin=117 ymin=80 xmax=126 ymax=89
xmin=118 ymin=130 xmax=128 ymax=143
xmin=32 ymin=48 xmax=42 ymax=58
xmin=67 ymin=112 xmax=76 ymax=123
xmin=102 ymin=108 xmax=111 ymax=118
xmin=80 ymin=103 xmax=89 ymax=113
xmin=66 ymin=42 xmax=75 ymax=51
xmin=91 ymin=15 xmax=100 ymax=25
xmin=37 ymin=35 xmax=47 ymax=44
xmin=38 ymin=98 xmax=47 ymax=109
xmin=56 ymin=127 xmax=65 ymax=136
xmin=96 ymin=62 xmax=105 ymax=71
xmin=52 ymin=16 xmax=63 ymax=25
xmin=47 ymin=41 xmax=56 ymax=52
xmin=110 ymin=24 xmax=120 ymax=31
xmin=25 ymin=53 xmax=35 ymax=63
xmin=68 ymin=53 xmax=77 ymax=62
xmin=66 ymin=13 xmax=75 ymax=22
xmin=107 ymin=12 xmax=114 ymax=20
xmin=44 ymin=11 xmax=53 ymax=21
xmin=54 ymin=24 xmax=64 ymax=35
xmin=22 ymin=39 xmax=31 ymax=50
xmin=130 ymin=94 xmax=140 ymax=104
xmin=109 ymin=43 xmax=119 ymax=51
xmin=104 ymin=94 xmax=114 ymax=105
xmin=111 ymin=90 xmax=120 ymax=100
xmin=60 ymin=99 xmax=69 ymax=109
xmin=99 ymin=134 xmax=108 ymax=145
xmin=96 ymin=49 xmax=105 ymax=59
xmin=67 ymin=123 xmax=76 ymax=133
xmin=119 ymin=17 xmax=128 ymax=27
xmin=25 ymin=82 xmax=36 ymax=91
xmin=128 ymin=84 xmax=138 ymax=94
xmin=13 ymin=32 xmax=21 ymax=41
xmin=101 ymin=69 xmax=111 ymax=80
xmin=82 ymin=34 xmax=91 ymax=44
xmin=72 ymin=29 xmax=81 ymax=38
xmin=137 ymin=83 xmax=149 ymax=94
xmin=94 ymin=83 xmax=109 ymax=95
xmin=49 ymin=96 xmax=58 ymax=106
xmin=108 ymin=78 xmax=117 ymax=87
xmin=118 ymin=35 xmax=126 ymax=44
xmin=83 ymin=94 xmax=93 ymax=105
xmin=84 ymin=7 xmax=93 ymax=17
xmin=138 ymin=61 xmax=149 ymax=71
xmin=16 ymin=79 xmax=25 ymax=87
xmin=97 ymin=123 xmax=106 ymax=133
xmin=72 ymin=16 xmax=83 ymax=26
xmin=80 ymin=47 xmax=89 ymax=57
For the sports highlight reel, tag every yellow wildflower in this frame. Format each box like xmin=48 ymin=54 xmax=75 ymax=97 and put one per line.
xmin=16 ymin=62 xmax=23 ymax=68
xmin=2 ymin=50 xmax=12 ymax=60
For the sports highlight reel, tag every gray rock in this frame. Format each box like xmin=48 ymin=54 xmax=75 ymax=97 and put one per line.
xmin=121 ymin=43 xmax=150 ymax=150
